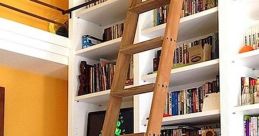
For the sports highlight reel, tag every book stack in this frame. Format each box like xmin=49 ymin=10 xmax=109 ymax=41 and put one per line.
xmin=161 ymin=126 xmax=220 ymax=136
xmin=103 ymin=23 xmax=124 ymax=42
xmin=243 ymin=25 xmax=259 ymax=50
xmin=85 ymin=0 xmax=107 ymax=8
xmin=161 ymin=126 xmax=199 ymax=136
xmin=164 ymin=75 xmax=219 ymax=116
xmin=244 ymin=115 xmax=259 ymax=136
xmin=153 ymin=33 xmax=219 ymax=72
xmin=241 ymin=77 xmax=259 ymax=105
xmin=78 ymin=59 xmax=133 ymax=96
xmin=153 ymin=0 xmax=218 ymax=26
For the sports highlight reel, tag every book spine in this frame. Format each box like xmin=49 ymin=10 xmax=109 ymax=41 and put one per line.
xmin=169 ymin=92 xmax=172 ymax=115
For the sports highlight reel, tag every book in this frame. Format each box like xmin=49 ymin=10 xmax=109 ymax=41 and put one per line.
xmin=77 ymin=58 xmax=133 ymax=96
xmin=241 ymin=77 xmax=257 ymax=105
xmin=160 ymin=125 xmax=219 ymax=136
xmin=243 ymin=25 xmax=259 ymax=49
xmin=103 ymin=23 xmax=124 ymax=42
xmin=164 ymin=75 xmax=220 ymax=116
xmin=243 ymin=115 xmax=259 ymax=136
xmin=153 ymin=0 xmax=218 ymax=26
xmin=153 ymin=33 xmax=219 ymax=73
xmin=85 ymin=0 xmax=107 ymax=8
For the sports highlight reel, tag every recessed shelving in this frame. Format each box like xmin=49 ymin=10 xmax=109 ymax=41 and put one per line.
xmin=142 ymin=7 xmax=218 ymax=42
xmin=236 ymin=50 xmax=259 ymax=70
xmin=142 ymin=59 xmax=219 ymax=86
xmin=76 ymin=0 xmax=128 ymax=26
xmin=162 ymin=110 xmax=220 ymax=125
xmin=233 ymin=103 xmax=259 ymax=115
xmin=75 ymin=38 xmax=121 ymax=60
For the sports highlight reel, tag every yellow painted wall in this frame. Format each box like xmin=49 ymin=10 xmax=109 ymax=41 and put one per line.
xmin=0 ymin=0 xmax=68 ymax=31
xmin=0 ymin=65 xmax=68 ymax=136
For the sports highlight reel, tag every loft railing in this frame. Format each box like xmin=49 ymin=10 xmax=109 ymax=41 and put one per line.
xmin=0 ymin=2 xmax=64 ymax=26
xmin=0 ymin=0 xmax=99 ymax=26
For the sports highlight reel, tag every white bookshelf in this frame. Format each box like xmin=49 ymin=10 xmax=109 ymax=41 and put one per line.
xmin=142 ymin=7 xmax=218 ymax=42
xmin=162 ymin=110 xmax=220 ymax=125
xmin=69 ymin=0 xmax=221 ymax=136
xmin=75 ymin=37 xmax=121 ymax=60
xmin=76 ymin=0 xmax=128 ymax=26
xmin=142 ymin=59 xmax=219 ymax=86
xmin=218 ymin=0 xmax=259 ymax=135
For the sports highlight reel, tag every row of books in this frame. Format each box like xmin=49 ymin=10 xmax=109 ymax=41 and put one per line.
xmin=153 ymin=0 xmax=218 ymax=26
xmin=78 ymin=59 xmax=133 ymax=96
xmin=103 ymin=23 xmax=124 ymax=42
xmin=161 ymin=127 xmax=199 ymax=136
xmin=241 ymin=77 xmax=259 ymax=105
xmin=243 ymin=25 xmax=259 ymax=50
xmin=85 ymin=0 xmax=107 ymax=8
xmin=161 ymin=126 xmax=220 ymax=136
xmin=153 ymin=33 xmax=219 ymax=72
xmin=244 ymin=115 xmax=259 ymax=136
xmin=164 ymin=75 xmax=219 ymax=116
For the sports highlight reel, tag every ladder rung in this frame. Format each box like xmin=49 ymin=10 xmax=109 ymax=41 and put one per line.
xmin=111 ymin=83 xmax=154 ymax=98
xmin=120 ymin=37 xmax=163 ymax=55
xmin=129 ymin=0 xmax=170 ymax=14
xmin=122 ymin=133 xmax=146 ymax=136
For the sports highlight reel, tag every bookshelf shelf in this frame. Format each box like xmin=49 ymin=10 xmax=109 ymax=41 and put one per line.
xmin=162 ymin=110 xmax=220 ymax=125
xmin=74 ymin=85 xmax=133 ymax=105
xmin=75 ymin=90 xmax=110 ymax=104
xmin=142 ymin=59 xmax=219 ymax=86
xmin=76 ymin=0 xmax=128 ymax=26
xmin=75 ymin=37 xmax=121 ymax=60
xmin=236 ymin=50 xmax=259 ymax=70
xmin=142 ymin=7 xmax=218 ymax=42
xmin=233 ymin=103 xmax=259 ymax=115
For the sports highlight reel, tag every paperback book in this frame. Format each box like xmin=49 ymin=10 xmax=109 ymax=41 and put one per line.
xmin=244 ymin=115 xmax=259 ymax=136
xmin=85 ymin=0 xmax=107 ymax=8
xmin=153 ymin=33 xmax=219 ymax=72
xmin=164 ymin=75 xmax=220 ymax=116
xmin=153 ymin=0 xmax=218 ymax=26
xmin=103 ymin=23 xmax=124 ymax=42
xmin=243 ymin=25 xmax=259 ymax=50
xmin=161 ymin=125 xmax=220 ymax=136
xmin=241 ymin=77 xmax=259 ymax=105
xmin=78 ymin=58 xmax=133 ymax=96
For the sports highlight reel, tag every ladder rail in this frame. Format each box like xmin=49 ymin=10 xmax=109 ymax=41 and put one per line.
xmin=102 ymin=0 xmax=184 ymax=135
xmin=146 ymin=0 xmax=184 ymax=134
xmin=102 ymin=0 xmax=142 ymax=135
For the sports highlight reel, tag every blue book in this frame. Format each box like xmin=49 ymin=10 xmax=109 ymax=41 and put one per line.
xmin=171 ymin=92 xmax=175 ymax=115
xmin=171 ymin=91 xmax=179 ymax=116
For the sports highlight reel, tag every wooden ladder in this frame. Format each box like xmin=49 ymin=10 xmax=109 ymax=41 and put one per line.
xmin=102 ymin=0 xmax=183 ymax=135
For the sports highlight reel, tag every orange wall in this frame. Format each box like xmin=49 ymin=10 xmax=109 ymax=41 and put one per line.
xmin=0 ymin=65 xmax=68 ymax=136
xmin=0 ymin=0 xmax=68 ymax=31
